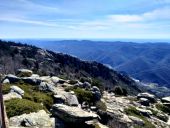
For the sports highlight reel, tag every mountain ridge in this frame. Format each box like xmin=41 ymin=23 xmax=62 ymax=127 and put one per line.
xmin=0 ymin=40 xmax=141 ymax=95
xmin=15 ymin=39 xmax=170 ymax=87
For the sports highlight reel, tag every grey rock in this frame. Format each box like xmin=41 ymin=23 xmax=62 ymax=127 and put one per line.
xmin=92 ymin=86 xmax=100 ymax=92
xmin=51 ymin=104 xmax=98 ymax=123
xmin=137 ymin=92 xmax=156 ymax=103
xmin=64 ymin=92 xmax=79 ymax=106
xmin=10 ymin=86 xmax=24 ymax=96
xmin=139 ymin=98 xmax=150 ymax=106
xmin=136 ymin=108 xmax=152 ymax=117
xmin=51 ymin=76 xmax=60 ymax=84
xmin=129 ymin=116 xmax=144 ymax=126
xmin=39 ymin=82 xmax=55 ymax=92
xmin=93 ymin=91 xmax=101 ymax=101
xmin=9 ymin=110 xmax=53 ymax=128
xmin=5 ymin=74 xmax=20 ymax=83
xmin=17 ymin=69 xmax=33 ymax=77
xmin=83 ymin=82 xmax=91 ymax=89
xmin=54 ymin=95 xmax=66 ymax=104
xmin=82 ymin=102 xmax=89 ymax=109
xmin=22 ymin=77 xmax=41 ymax=85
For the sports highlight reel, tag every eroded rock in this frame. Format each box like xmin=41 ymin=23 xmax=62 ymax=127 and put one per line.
xmin=51 ymin=104 xmax=98 ymax=123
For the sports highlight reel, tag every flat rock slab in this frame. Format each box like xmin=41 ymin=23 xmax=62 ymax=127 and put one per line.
xmin=52 ymin=104 xmax=98 ymax=123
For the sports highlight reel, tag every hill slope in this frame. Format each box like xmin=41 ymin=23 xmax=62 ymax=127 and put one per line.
xmin=18 ymin=40 xmax=170 ymax=87
xmin=0 ymin=40 xmax=141 ymax=95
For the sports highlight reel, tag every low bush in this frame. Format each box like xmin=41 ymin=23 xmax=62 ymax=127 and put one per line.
xmin=68 ymin=80 xmax=78 ymax=85
xmin=5 ymin=99 xmax=44 ymax=117
xmin=65 ymin=87 xmax=94 ymax=104
xmin=124 ymin=106 xmax=155 ymax=128
xmin=156 ymin=104 xmax=170 ymax=114
xmin=91 ymin=78 xmax=104 ymax=92
xmin=113 ymin=86 xmax=127 ymax=96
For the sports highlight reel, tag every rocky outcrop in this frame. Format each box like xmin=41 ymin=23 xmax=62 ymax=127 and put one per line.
xmin=17 ymin=69 xmax=33 ymax=77
xmin=39 ymin=82 xmax=55 ymax=92
xmin=5 ymin=74 xmax=20 ymax=83
xmin=51 ymin=104 xmax=98 ymax=123
xmin=9 ymin=110 xmax=53 ymax=128
xmin=10 ymin=86 xmax=24 ymax=96
xmin=137 ymin=92 xmax=156 ymax=103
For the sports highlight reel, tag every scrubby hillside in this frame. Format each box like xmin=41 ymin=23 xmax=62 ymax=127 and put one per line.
xmin=21 ymin=40 xmax=170 ymax=87
xmin=0 ymin=40 xmax=141 ymax=95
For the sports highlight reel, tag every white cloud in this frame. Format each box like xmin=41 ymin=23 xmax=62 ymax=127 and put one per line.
xmin=0 ymin=17 xmax=59 ymax=27
xmin=108 ymin=15 xmax=142 ymax=22
xmin=108 ymin=7 xmax=170 ymax=23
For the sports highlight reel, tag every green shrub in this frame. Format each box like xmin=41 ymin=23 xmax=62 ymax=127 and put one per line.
xmin=32 ymin=92 xmax=53 ymax=110
xmin=95 ymin=101 xmax=107 ymax=111
xmin=156 ymin=104 xmax=170 ymax=114
xmin=80 ymin=77 xmax=92 ymax=83
xmin=68 ymin=80 xmax=78 ymax=85
xmin=4 ymin=81 xmax=53 ymax=110
xmin=91 ymin=78 xmax=104 ymax=92
xmin=74 ymin=88 xmax=94 ymax=104
xmin=124 ymin=106 xmax=155 ymax=128
xmin=65 ymin=87 xmax=94 ymax=104
xmin=113 ymin=86 xmax=127 ymax=96
xmin=5 ymin=99 xmax=44 ymax=117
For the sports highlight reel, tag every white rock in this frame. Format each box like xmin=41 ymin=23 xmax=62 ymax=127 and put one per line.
xmin=2 ymin=79 xmax=10 ymax=84
xmin=10 ymin=86 xmax=24 ymax=96
xmin=51 ymin=76 xmax=60 ymax=84
xmin=17 ymin=69 xmax=33 ymax=77
xmin=3 ymin=92 xmax=22 ymax=101
xmin=162 ymin=96 xmax=170 ymax=103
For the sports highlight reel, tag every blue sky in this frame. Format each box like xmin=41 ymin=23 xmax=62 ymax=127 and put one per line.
xmin=1 ymin=0 xmax=170 ymax=39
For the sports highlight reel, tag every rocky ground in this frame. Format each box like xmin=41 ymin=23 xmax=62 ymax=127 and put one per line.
xmin=1 ymin=69 xmax=170 ymax=128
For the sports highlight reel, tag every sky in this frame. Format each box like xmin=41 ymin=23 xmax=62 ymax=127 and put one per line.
xmin=1 ymin=0 xmax=170 ymax=39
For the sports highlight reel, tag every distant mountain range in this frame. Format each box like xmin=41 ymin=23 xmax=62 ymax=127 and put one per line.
xmin=9 ymin=39 xmax=170 ymax=87
xmin=0 ymin=40 xmax=141 ymax=95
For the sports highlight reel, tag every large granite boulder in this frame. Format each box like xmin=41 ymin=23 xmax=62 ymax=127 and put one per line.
xmin=54 ymin=95 xmax=66 ymax=104
xmin=9 ymin=110 xmax=53 ymax=128
xmin=91 ymin=86 xmax=101 ymax=101
xmin=3 ymin=92 xmax=22 ymax=101
xmin=82 ymin=82 xmax=91 ymax=89
xmin=39 ymin=82 xmax=55 ymax=92
xmin=5 ymin=74 xmax=20 ymax=83
xmin=137 ymin=92 xmax=156 ymax=103
xmin=10 ymin=86 xmax=24 ymax=96
xmin=51 ymin=104 xmax=98 ymax=123
xmin=22 ymin=77 xmax=41 ymax=85
xmin=17 ymin=69 xmax=33 ymax=77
